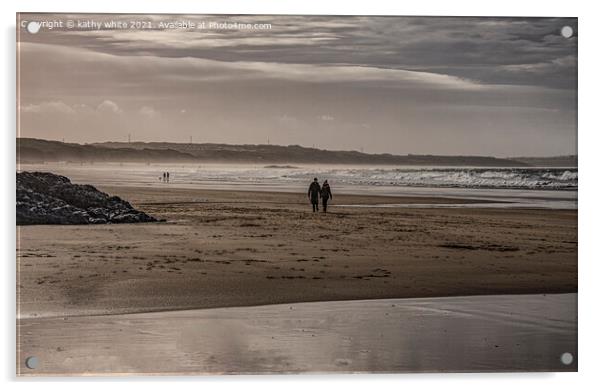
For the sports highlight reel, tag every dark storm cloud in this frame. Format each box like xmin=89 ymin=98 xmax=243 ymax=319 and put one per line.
xmin=20 ymin=15 xmax=576 ymax=88
xmin=17 ymin=14 xmax=577 ymax=156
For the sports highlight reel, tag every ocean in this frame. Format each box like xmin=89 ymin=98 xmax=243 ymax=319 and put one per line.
xmin=18 ymin=162 xmax=578 ymax=209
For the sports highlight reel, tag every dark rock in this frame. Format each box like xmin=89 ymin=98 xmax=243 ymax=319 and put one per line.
xmin=16 ymin=171 xmax=157 ymax=225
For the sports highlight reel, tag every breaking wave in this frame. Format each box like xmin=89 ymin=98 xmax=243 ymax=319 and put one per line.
xmin=280 ymin=167 xmax=578 ymax=190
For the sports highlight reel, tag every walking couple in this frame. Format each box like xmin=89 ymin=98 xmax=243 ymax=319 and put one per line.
xmin=307 ymin=178 xmax=333 ymax=213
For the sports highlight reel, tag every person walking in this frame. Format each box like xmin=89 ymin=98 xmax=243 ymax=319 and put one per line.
xmin=307 ymin=178 xmax=321 ymax=212
xmin=321 ymin=180 xmax=333 ymax=212
xmin=166 ymin=171 xmax=170 ymax=183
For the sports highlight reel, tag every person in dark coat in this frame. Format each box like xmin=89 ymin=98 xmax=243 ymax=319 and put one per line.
xmin=308 ymin=178 xmax=321 ymax=212
xmin=321 ymin=180 xmax=333 ymax=212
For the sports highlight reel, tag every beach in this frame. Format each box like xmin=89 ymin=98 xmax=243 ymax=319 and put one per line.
xmin=17 ymin=185 xmax=577 ymax=318
xmin=16 ymin=170 xmax=578 ymax=374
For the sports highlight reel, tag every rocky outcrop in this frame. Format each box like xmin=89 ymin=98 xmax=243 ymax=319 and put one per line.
xmin=17 ymin=171 xmax=157 ymax=225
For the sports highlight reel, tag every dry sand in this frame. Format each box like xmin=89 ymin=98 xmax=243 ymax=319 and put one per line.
xmin=17 ymin=186 xmax=577 ymax=318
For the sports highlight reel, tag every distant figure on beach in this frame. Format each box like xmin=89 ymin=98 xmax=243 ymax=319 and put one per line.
xmin=162 ymin=172 xmax=166 ymax=182
xmin=166 ymin=171 xmax=170 ymax=183
xmin=321 ymin=180 xmax=333 ymax=212
xmin=308 ymin=178 xmax=321 ymax=212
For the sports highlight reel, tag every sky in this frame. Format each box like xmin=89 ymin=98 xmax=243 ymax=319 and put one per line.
xmin=17 ymin=14 xmax=577 ymax=157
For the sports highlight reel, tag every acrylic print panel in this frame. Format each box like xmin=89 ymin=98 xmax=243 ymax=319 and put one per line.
xmin=16 ymin=13 xmax=577 ymax=375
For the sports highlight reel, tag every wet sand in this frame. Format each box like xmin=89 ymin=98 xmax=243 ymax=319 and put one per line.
xmin=17 ymin=186 xmax=577 ymax=318
xmin=17 ymin=293 xmax=577 ymax=375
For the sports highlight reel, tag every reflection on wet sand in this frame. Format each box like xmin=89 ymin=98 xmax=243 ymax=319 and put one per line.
xmin=18 ymin=293 xmax=576 ymax=375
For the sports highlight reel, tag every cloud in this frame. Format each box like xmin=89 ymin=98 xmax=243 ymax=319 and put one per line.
xmin=96 ymin=100 xmax=122 ymax=114
xmin=277 ymin=114 xmax=299 ymax=123
xmin=73 ymin=30 xmax=341 ymax=50
xmin=21 ymin=15 xmax=576 ymax=89
xmin=20 ymin=100 xmax=75 ymax=114
xmin=139 ymin=106 xmax=159 ymax=118
xmin=19 ymin=42 xmax=485 ymax=91
xmin=319 ymin=115 xmax=335 ymax=121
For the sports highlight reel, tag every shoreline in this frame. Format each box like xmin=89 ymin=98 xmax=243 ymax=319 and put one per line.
xmin=17 ymin=290 xmax=576 ymax=320
xmin=18 ymin=286 xmax=580 ymax=320
xmin=17 ymin=163 xmax=578 ymax=210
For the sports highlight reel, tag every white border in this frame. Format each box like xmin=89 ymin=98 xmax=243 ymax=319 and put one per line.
xmin=3 ymin=1 xmax=600 ymax=389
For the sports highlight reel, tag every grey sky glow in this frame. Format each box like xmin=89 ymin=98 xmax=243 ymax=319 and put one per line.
xmin=17 ymin=14 xmax=577 ymax=157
